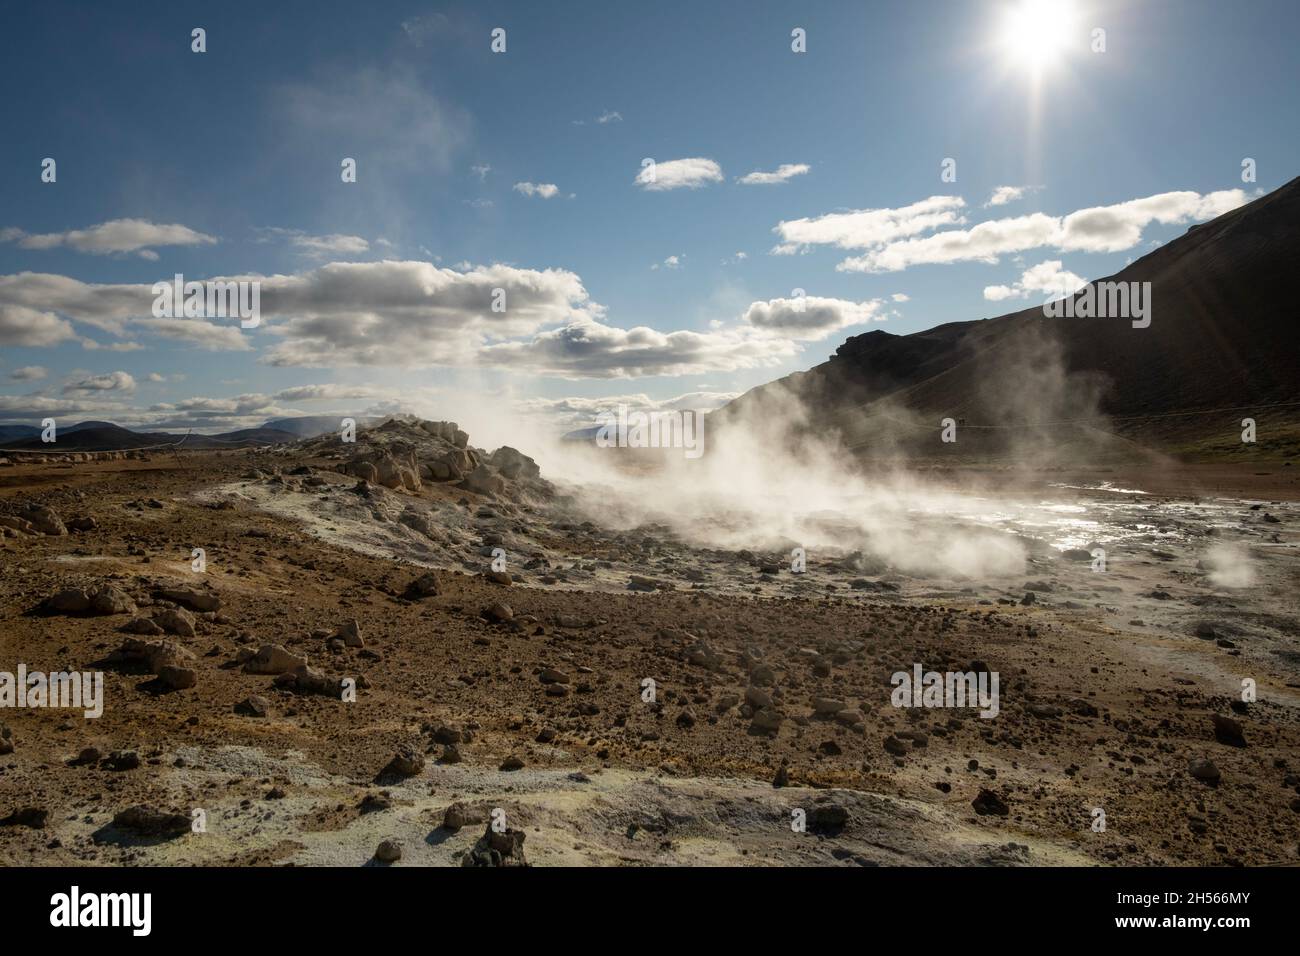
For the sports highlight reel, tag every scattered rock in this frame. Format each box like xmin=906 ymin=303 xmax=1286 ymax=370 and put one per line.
xmin=972 ymin=789 xmax=1009 ymax=816
xmin=157 ymin=665 xmax=197 ymax=690
xmin=21 ymin=504 xmax=66 ymax=536
xmin=235 ymin=696 xmax=270 ymax=718
xmin=381 ymin=745 xmax=425 ymax=779
xmin=44 ymin=589 xmax=91 ymax=614
xmin=1212 ymin=714 xmax=1246 ymax=748
xmin=155 ymin=587 xmax=221 ymax=613
xmin=883 ymin=736 xmax=908 ymax=757
xmin=463 ymin=820 xmax=528 ymax=867
xmin=89 ymin=585 xmax=136 ymax=616
xmin=485 ymin=602 xmax=514 ymax=623
xmin=0 ymin=806 xmax=47 ymax=829
xmin=332 ymin=619 xmax=364 ymax=648
xmin=403 ymin=572 xmax=441 ymax=599
xmin=153 ymin=606 xmax=197 ymax=638
xmin=809 ymin=804 xmax=849 ymax=833
xmin=104 ymin=750 xmax=141 ymax=771
xmin=111 ymin=806 xmax=190 ymax=838
xmin=443 ymin=802 xmax=489 ymax=830
xmin=243 ymin=643 xmax=309 ymax=675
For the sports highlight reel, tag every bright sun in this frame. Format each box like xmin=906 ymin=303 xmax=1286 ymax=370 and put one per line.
xmin=1000 ymin=0 xmax=1078 ymax=71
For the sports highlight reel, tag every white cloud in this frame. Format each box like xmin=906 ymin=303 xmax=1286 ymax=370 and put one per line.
xmin=63 ymin=370 xmax=136 ymax=394
xmin=87 ymin=340 xmax=145 ymax=352
xmin=293 ymin=233 xmax=370 ymax=257
xmin=651 ymin=255 xmax=683 ymax=270
xmin=738 ymin=163 xmax=810 ymax=185
xmin=891 ymin=292 xmax=910 ymax=302
xmin=983 ymin=260 xmax=1087 ymax=301
xmin=257 ymin=228 xmax=371 ymax=257
xmin=258 ymin=261 xmax=596 ymax=368
xmin=0 ymin=303 xmax=76 ymax=346
xmin=635 ymin=157 xmax=724 ymax=192
xmin=837 ymin=189 xmax=1249 ymax=272
xmin=596 ymin=110 xmax=623 ymax=124
xmin=2 ymin=219 xmax=217 ymax=256
xmin=471 ymin=164 xmax=491 ymax=181
xmin=772 ymin=196 xmax=967 ymax=255
xmin=132 ymin=317 xmax=253 ymax=351
xmin=9 ymin=365 xmax=47 ymax=381
xmin=513 ymin=182 xmax=560 ymax=199
xmin=742 ymin=296 xmax=887 ymax=340
xmin=477 ymin=317 xmax=801 ymax=379
xmin=985 ymin=185 xmax=1026 ymax=207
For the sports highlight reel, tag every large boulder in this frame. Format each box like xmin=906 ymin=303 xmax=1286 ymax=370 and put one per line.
xmin=108 ymin=638 xmax=196 ymax=673
xmin=490 ymin=447 xmax=541 ymax=480
xmin=465 ymin=464 xmax=506 ymax=497
xmin=20 ymin=504 xmax=66 ymax=536
xmin=418 ymin=420 xmax=461 ymax=442
xmin=372 ymin=454 xmax=421 ymax=492
xmin=89 ymin=585 xmax=136 ymax=616
xmin=373 ymin=455 xmax=405 ymax=489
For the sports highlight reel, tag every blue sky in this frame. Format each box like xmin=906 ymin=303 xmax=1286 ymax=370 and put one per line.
xmin=0 ymin=0 xmax=1295 ymax=434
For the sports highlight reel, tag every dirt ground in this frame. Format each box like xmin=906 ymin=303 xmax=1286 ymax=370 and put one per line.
xmin=1 ymin=448 xmax=1297 ymax=867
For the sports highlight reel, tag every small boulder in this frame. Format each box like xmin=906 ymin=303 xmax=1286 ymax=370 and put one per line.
xmin=1212 ymin=714 xmax=1246 ymax=748
xmin=157 ymin=665 xmax=197 ymax=690
xmin=155 ymin=587 xmax=221 ymax=613
xmin=485 ymin=602 xmax=513 ymax=623
xmin=235 ymin=695 xmax=270 ymax=717
xmin=381 ymin=745 xmax=425 ymax=779
xmin=332 ymin=619 xmax=364 ymax=648
xmin=111 ymin=806 xmax=190 ymax=838
xmin=44 ymin=588 xmax=91 ymax=614
xmin=153 ymin=606 xmax=197 ymax=638
xmin=972 ymin=789 xmax=1009 ymax=816
xmin=243 ymin=643 xmax=308 ymax=675
xmin=89 ymin=585 xmax=136 ymax=616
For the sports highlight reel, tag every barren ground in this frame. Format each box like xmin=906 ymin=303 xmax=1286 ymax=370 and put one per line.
xmin=1 ymin=449 xmax=1298 ymax=866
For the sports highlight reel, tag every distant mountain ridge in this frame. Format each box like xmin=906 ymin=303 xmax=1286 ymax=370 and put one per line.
xmin=0 ymin=414 xmax=379 ymax=451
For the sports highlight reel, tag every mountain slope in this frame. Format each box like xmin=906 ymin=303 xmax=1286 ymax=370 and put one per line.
xmin=715 ymin=177 xmax=1300 ymax=458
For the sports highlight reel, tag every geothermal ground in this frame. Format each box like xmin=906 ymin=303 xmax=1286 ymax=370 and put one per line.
xmin=1 ymin=424 xmax=1298 ymax=867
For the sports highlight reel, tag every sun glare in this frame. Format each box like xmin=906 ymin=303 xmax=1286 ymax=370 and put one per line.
xmin=1000 ymin=0 xmax=1078 ymax=72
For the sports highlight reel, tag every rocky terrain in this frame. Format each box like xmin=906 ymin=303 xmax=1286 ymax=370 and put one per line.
xmin=1 ymin=418 xmax=1298 ymax=867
